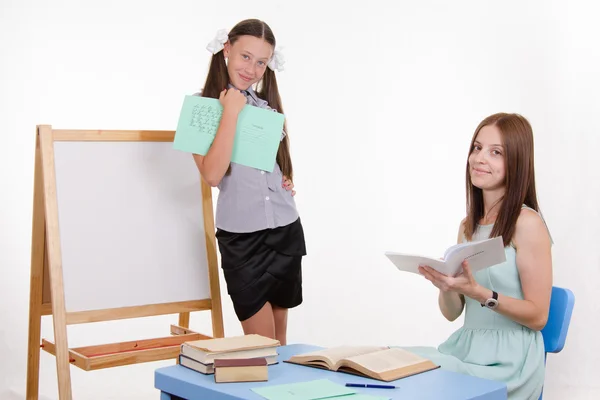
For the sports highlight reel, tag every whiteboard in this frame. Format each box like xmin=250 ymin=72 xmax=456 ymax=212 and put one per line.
xmin=53 ymin=141 xmax=211 ymax=313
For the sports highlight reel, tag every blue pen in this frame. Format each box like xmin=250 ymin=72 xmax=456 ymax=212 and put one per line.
xmin=345 ymin=383 xmax=398 ymax=389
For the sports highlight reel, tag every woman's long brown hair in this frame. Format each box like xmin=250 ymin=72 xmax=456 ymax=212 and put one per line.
xmin=464 ymin=113 xmax=539 ymax=246
xmin=199 ymin=19 xmax=293 ymax=180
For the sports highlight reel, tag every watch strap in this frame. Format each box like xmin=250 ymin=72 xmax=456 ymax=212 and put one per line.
xmin=481 ymin=290 xmax=498 ymax=307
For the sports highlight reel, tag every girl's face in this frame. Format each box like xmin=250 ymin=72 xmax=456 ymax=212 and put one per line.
xmin=468 ymin=124 xmax=506 ymax=192
xmin=223 ymin=35 xmax=273 ymax=90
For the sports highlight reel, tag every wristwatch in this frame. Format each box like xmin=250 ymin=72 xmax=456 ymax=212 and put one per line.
xmin=481 ymin=291 xmax=499 ymax=309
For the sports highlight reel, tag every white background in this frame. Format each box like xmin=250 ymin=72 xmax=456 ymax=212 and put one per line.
xmin=1 ymin=0 xmax=598 ymax=399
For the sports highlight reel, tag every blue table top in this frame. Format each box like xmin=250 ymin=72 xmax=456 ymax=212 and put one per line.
xmin=155 ymin=344 xmax=507 ymax=400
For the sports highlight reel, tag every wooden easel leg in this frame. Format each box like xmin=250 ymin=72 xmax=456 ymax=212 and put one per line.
xmin=175 ymin=312 xmax=190 ymax=364
xmin=26 ymin=132 xmax=45 ymax=400
xmin=177 ymin=312 xmax=190 ymax=329
xmin=51 ymin=295 xmax=73 ymax=399
xmin=39 ymin=125 xmax=73 ymax=400
xmin=26 ymin=303 xmax=42 ymax=400
xmin=201 ymin=180 xmax=225 ymax=339
xmin=50 ymin=259 xmax=73 ymax=400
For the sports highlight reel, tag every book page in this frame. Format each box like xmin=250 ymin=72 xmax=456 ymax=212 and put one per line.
xmin=444 ymin=236 xmax=506 ymax=276
xmin=384 ymin=252 xmax=445 ymax=274
xmin=291 ymin=346 xmax=387 ymax=368
xmin=231 ymin=106 xmax=284 ymax=172
xmin=344 ymin=347 xmax=427 ymax=374
xmin=443 ymin=241 xmax=470 ymax=260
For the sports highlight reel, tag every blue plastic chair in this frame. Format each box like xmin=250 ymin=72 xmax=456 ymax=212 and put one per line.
xmin=538 ymin=286 xmax=575 ymax=399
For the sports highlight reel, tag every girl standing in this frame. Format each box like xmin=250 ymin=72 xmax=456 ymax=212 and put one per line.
xmin=192 ymin=19 xmax=306 ymax=345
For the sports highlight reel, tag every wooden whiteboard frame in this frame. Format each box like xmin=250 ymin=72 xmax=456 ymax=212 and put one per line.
xmin=26 ymin=125 xmax=225 ymax=400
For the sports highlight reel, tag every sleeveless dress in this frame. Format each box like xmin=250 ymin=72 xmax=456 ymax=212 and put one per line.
xmin=401 ymin=207 xmax=551 ymax=400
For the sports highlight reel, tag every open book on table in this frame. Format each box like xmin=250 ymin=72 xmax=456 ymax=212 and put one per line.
xmin=385 ymin=236 xmax=506 ymax=277
xmin=285 ymin=346 xmax=439 ymax=382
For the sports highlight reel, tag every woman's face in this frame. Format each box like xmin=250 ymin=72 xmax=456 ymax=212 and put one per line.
xmin=468 ymin=124 xmax=506 ymax=191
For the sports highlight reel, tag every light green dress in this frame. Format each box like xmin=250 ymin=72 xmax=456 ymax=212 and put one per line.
xmin=403 ymin=209 xmax=550 ymax=400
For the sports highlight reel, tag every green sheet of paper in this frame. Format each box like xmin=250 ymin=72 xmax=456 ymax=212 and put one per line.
xmin=332 ymin=395 xmax=391 ymax=400
xmin=173 ymin=95 xmax=285 ymax=172
xmin=251 ymin=379 xmax=355 ymax=400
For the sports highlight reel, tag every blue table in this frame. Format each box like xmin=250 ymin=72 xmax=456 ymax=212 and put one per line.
xmin=155 ymin=344 xmax=507 ymax=400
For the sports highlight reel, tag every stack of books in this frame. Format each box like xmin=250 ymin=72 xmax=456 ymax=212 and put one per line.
xmin=178 ymin=334 xmax=280 ymax=376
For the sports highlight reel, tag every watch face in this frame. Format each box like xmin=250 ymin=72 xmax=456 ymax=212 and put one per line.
xmin=486 ymin=299 xmax=499 ymax=309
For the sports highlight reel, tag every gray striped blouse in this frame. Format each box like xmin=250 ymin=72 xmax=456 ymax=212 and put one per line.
xmin=194 ymin=86 xmax=299 ymax=233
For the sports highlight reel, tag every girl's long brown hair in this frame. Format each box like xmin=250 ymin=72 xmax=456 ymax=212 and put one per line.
xmin=464 ymin=113 xmax=539 ymax=246
xmin=199 ymin=19 xmax=293 ymax=180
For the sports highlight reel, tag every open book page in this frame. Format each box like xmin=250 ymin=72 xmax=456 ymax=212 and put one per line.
xmin=341 ymin=347 xmax=428 ymax=374
xmin=443 ymin=241 xmax=471 ymax=260
xmin=386 ymin=236 xmax=506 ymax=277
xmin=383 ymin=253 xmax=445 ymax=274
xmin=289 ymin=346 xmax=387 ymax=370
xmin=443 ymin=236 xmax=506 ymax=276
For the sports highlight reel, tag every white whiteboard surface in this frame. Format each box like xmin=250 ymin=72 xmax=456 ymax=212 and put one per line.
xmin=53 ymin=141 xmax=211 ymax=313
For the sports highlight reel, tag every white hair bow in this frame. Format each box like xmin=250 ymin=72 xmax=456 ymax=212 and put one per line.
xmin=206 ymin=29 xmax=229 ymax=54
xmin=268 ymin=47 xmax=285 ymax=72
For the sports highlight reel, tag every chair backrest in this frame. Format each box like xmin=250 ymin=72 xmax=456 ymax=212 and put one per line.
xmin=541 ymin=286 xmax=575 ymax=353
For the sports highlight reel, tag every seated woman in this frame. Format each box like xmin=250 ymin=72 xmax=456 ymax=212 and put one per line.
xmin=406 ymin=113 xmax=553 ymax=400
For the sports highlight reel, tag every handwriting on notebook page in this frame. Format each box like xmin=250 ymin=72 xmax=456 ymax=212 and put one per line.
xmin=189 ymin=104 xmax=221 ymax=136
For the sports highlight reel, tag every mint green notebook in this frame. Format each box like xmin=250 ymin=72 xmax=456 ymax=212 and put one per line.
xmin=251 ymin=379 xmax=392 ymax=400
xmin=173 ymin=95 xmax=285 ymax=172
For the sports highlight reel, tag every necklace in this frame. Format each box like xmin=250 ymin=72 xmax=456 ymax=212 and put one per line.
xmin=482 ymin=212 xmax=498 ymax=225
xmin=482 ymin=197 xmax=503 ymax=224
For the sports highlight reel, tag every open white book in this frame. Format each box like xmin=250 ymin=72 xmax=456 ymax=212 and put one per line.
xmin=385 ymin=236 xmax=506 ymax=277
xmin=285 ymin=346 xmax=439 ymax=382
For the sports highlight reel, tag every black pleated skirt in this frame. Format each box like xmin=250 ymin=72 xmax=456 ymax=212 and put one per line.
xmin=215 ymin=217 xmax=307 ymax=321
